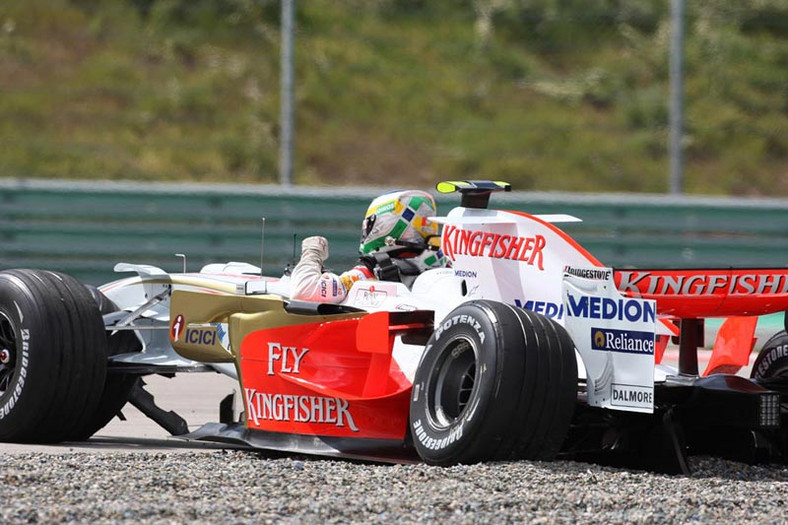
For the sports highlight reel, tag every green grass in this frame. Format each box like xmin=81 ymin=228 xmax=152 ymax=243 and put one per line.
xmin=0 ymin=0 xmax=786 ymax=195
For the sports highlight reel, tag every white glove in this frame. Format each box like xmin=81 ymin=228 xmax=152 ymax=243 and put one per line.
xmin=301 ymin=236 xmax=329 ymax=263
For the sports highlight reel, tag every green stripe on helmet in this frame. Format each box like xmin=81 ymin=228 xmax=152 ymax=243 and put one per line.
xmin=407 ymin=195 xmax=435 ymax=213
xmin=360 ymin=236 xmax=387 ymax=254
xmin=389 ymin=219 xmax=408 ymax=239
xmin=373 ymin=201 xmax=396 ymax=215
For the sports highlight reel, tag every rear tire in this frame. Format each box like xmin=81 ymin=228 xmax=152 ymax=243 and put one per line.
xmin=408 ymin=300 xmax=577 ymax=465
xmin=750 ymin=330 xmax=788 ymax=461
xmin=751 ymin=330 xmax=788 ymax=381
xmin=0 ymin=270 xmax=106 ymax=443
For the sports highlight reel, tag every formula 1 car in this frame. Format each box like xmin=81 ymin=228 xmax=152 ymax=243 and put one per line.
xmin=1 ymin=181 xmax=787 ymax=473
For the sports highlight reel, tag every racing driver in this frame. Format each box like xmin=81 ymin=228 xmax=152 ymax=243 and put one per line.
xmin=290 ymin=189 xmax=446 ymax=303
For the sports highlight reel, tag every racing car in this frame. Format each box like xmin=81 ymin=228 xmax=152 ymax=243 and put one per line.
xmin=1 ymin=180 xmax=787 ymax=473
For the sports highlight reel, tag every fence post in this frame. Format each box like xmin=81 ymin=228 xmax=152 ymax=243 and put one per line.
xmin=669 ymin=0 xmax=685 ymax=195
xmin=279 ymin=0 xmax=295 ymax=188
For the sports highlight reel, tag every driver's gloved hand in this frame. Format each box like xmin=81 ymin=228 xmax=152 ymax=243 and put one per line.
xmin=301 ymin=236 xmax=329 ymax=264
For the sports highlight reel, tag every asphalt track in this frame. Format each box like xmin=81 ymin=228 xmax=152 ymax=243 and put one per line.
xmin=0 ymin=372 xmax=243 ymax=455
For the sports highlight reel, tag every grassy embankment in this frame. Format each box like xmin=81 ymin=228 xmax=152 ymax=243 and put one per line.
xmin=0 ymin=0 xmax=786 ymax=194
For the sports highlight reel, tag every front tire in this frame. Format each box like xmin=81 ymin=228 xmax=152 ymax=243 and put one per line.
xmin=73 ymin=286 xmax=142 ymax=439
xmin=0 ymin=270 xmax=107 ymax=443
xmin=409 ymin=300 xmax=577 ymax=465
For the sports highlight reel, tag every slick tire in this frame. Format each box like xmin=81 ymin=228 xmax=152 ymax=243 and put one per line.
xmin=409 ymin=300 xmax=577 ymax=466
xmin=0 ymin=270 xmax=106 ymax=443
xmin=751 ymin=330 xmax=788 ymax=381
xmin=70 ymin=286 xmax=142 ymax=440
xmin=750 ymin=330 xmax=788 ymax=459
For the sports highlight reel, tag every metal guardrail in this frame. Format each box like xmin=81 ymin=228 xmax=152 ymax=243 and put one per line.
xmin=1 ymin=178 xmax=787 ymax=285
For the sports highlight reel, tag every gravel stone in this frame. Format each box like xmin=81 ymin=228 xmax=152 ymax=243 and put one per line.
xmin=1 ymin=451 xmax=787 ymax=524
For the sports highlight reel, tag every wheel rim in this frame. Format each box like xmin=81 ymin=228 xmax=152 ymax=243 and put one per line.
xmin=427 ymin=336 xmax=478 ymax=429
xmin=0 ymin=311 xmax=18 ymax=397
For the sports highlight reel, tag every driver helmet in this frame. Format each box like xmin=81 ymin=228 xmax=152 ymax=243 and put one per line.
xmin=359 ymin=190 xmax=445 ymax=269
